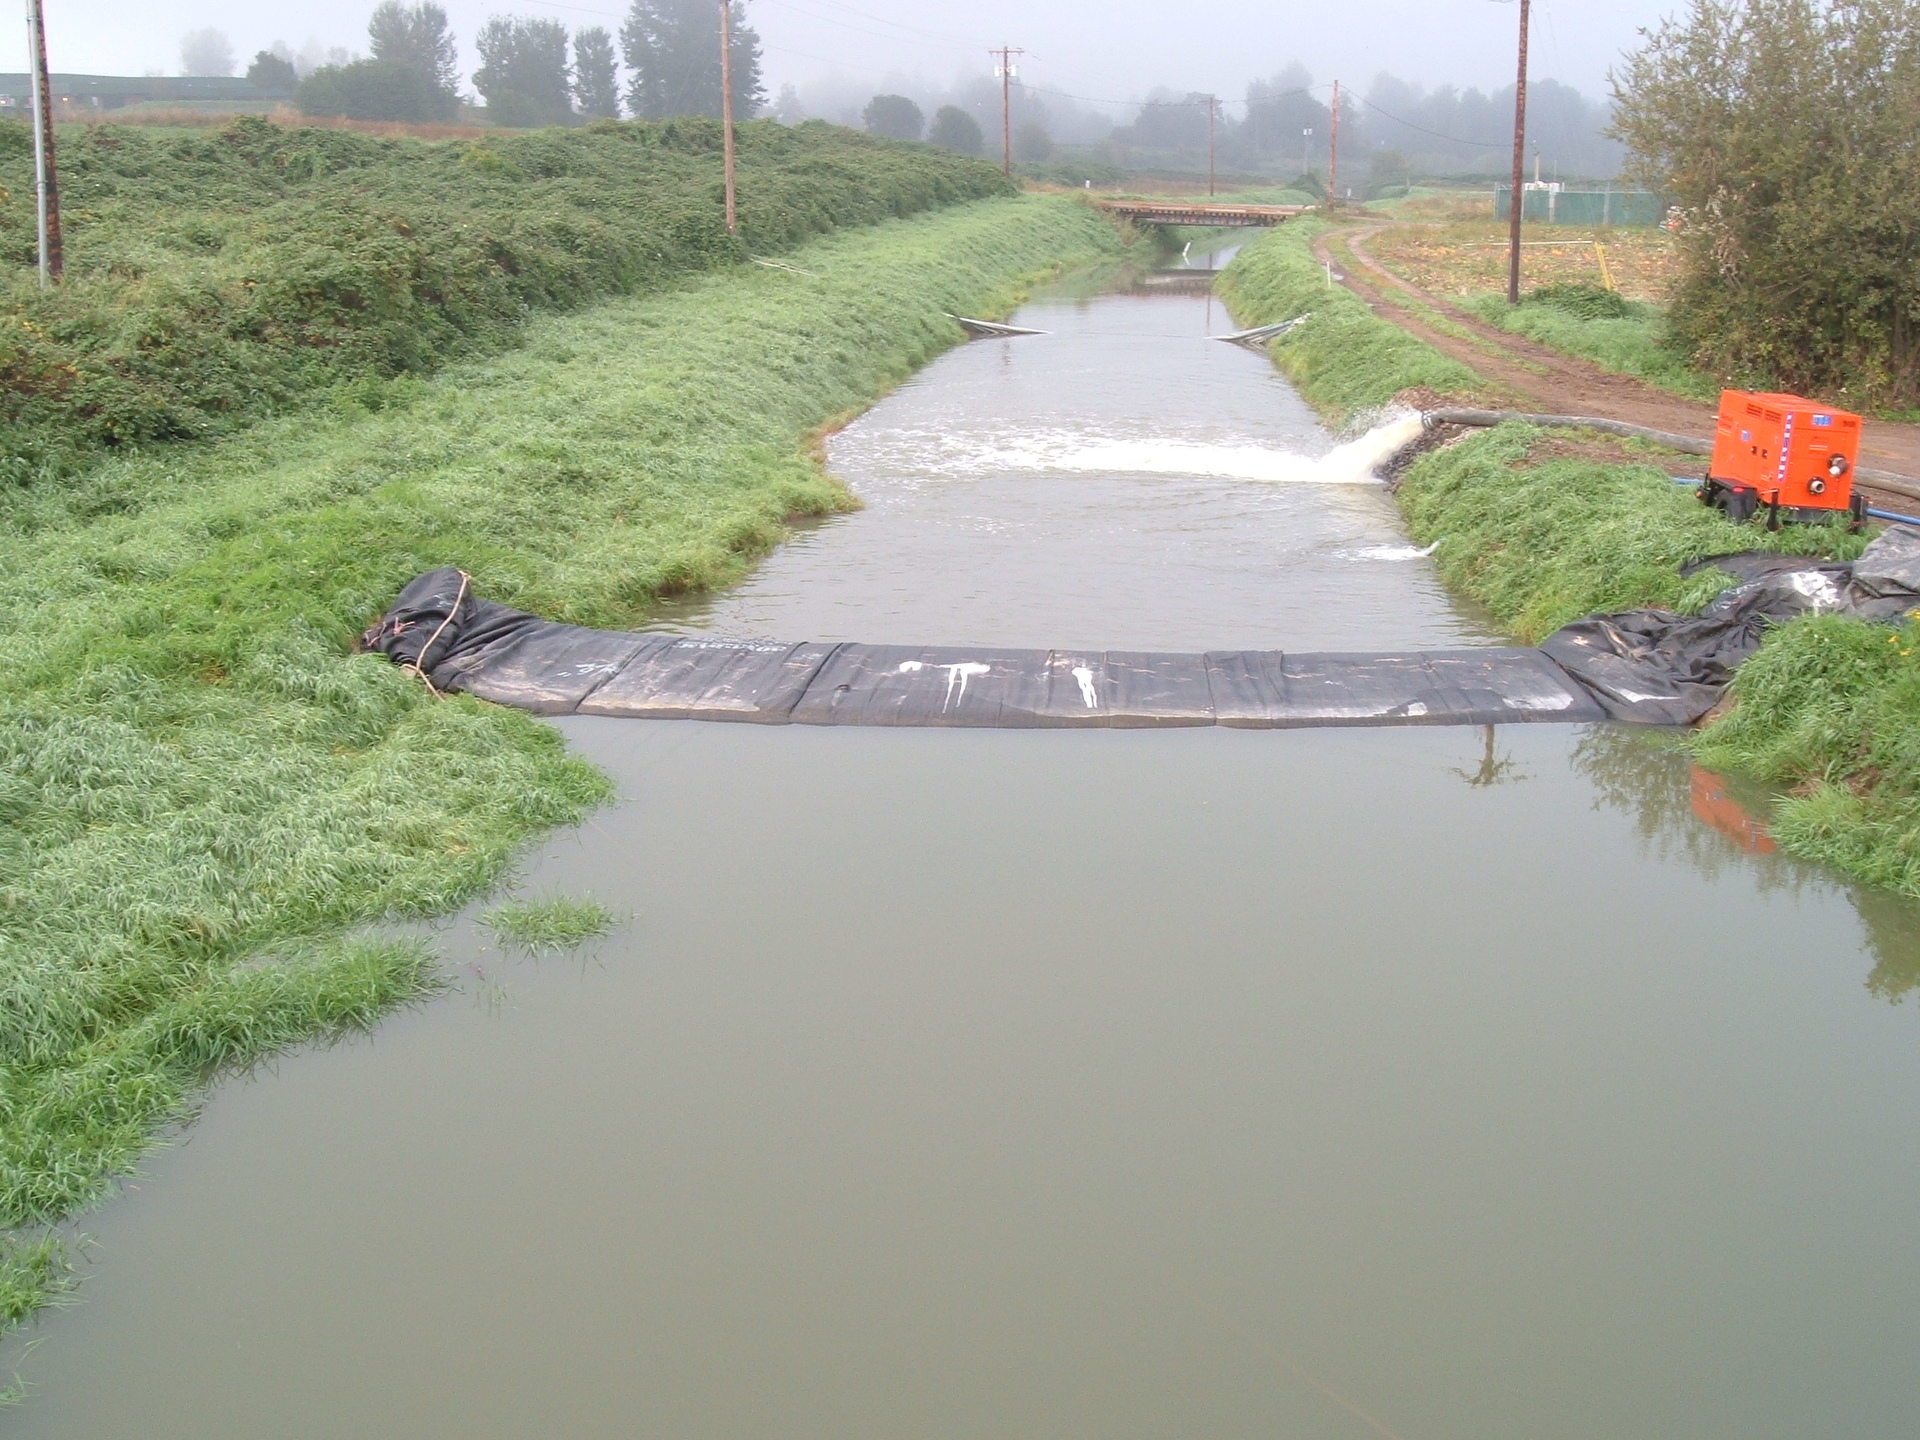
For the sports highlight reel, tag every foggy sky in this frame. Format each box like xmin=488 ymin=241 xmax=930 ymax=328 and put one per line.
xmin=6 ymin=0 xmax=1680 ymax=111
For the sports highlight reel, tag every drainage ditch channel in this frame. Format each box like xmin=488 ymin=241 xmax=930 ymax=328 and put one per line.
xmin=10 ymin=258 xmax=1920 ymax=1440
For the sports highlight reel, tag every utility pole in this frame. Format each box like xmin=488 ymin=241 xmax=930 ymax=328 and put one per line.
xmin=718 ymin=0 xmax=736 ymax=235
xmin=1506 ymin=0 xmax=1531 ymax=304
xmin=26 ymin=0 xmax=61 ymax=284
xmin=990 ymin=46 xmax=1023 ymax=177
xmin=1206 ymin=95 xmax=1216 ymax=196
xmin=1328 ymin=80 xmax=1339 ymax=211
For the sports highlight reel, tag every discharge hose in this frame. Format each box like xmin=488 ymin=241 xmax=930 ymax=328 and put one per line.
xmin=1423 ymin=407 xmax=1920 ymax=504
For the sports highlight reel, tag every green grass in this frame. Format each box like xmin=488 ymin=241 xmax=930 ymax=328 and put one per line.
xmin=0 ymin=115 xmax=1012 ymax=484
xmin=1465 ymin=288 xmax=1718 ymax=401
xmin=0 ymin=193 xmax=1119 ymax=1333
xmin=1692 ymin=615 xmax=1920 ymax=898
xmin=1397 ymin=423 xmax=1867 ymax=642
xmin=485 ymin=895 xmax=616 ymax=954
xmin=1398 ymin=423 xmax=1920 ymax=907
xmin=1216 ymin=219 xmax=1484 ymax=423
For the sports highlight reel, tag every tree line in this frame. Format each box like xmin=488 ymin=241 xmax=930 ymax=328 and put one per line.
xmin=278 ymin=0 xmax=763 ymax=127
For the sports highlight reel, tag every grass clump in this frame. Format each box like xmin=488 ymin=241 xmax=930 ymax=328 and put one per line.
xmin=1216 ymin=218 xmax=1484 ymax=423
xmin=1465 ymin=288 xmax=1717 ymax=401
xmin=1397 ymin=422 xmax=1866 ymax=642
xmin=0 ymin=114 xmax=1012 ymax=484
xmin=485 ymin=895 xmax=616 ymax=954
xmin=0 ymin=1232 xmax=72 ymax=1332
xmin=1693 ymin=616 xmax=1920 ymax=898
xmin=0 ymin=195 xmax=1117 ymax=1337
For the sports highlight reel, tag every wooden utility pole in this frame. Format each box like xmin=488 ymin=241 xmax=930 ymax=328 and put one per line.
xmin=27 ymin=0 xmax=61 ymax=284
xmin=1206 ymin=95 xmax=1216 ymax=196
xmin=991 ymin=46 xmax=1023 ymax=177
xmin=718 ymin=0 xmax=737 ymax=235
xmin=1327 ymin=80 xmax=1339 ymax=210
xmin=1506 ymin=0 xmax=1531 ymax=304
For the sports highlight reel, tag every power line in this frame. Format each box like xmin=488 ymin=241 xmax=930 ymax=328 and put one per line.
xmin=1356 ymin=94 xmax=1511 ymax=148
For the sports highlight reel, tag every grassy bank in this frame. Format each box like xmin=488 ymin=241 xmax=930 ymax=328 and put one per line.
xmin=1396 ymin=424 xmax=1920 ymax=905
xmin=0 ymin=115 xmax=1011 ymax=484
xmin=1396 ymin=423 xmax=1866 ymax=643
xmin=1464 ymin=288 xmax=1716 ymax=401
xmin=0 ymin=193 xmax=1120 ymax=1332
xmin=1222 ymin=222 xmax=1920 ymax=905
xmin=1216 ymin=219 xmax=1483 ymax=423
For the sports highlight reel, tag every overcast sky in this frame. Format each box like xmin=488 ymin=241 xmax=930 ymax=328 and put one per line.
xmin=7 ymin=0 xmax=1682 ymax=106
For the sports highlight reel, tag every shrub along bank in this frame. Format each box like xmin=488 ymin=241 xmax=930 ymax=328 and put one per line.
xmin=0 ymin=114 xmax=1012 ymax=484
xmin=1222 ymin=222 xmax=1920 ymax=906
xmin=0 ymin=194 xmax=1120 ymax=1333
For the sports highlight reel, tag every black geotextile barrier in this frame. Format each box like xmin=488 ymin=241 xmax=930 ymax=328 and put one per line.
xmin=362 ymin=536 xmax=1920 ymax=732
xmin=1539 ymin=529 xmax=1920 ymax=725
xmin=360 ymin=569 xmax=1607 ymax=729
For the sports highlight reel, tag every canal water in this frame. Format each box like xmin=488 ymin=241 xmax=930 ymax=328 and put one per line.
xmin=9 ymin=266 xmax=1920 ymax=1439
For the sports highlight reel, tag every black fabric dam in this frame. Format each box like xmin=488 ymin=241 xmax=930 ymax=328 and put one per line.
xmin=361 ymin=570 xmax=1606 ymax=729
xmin=364 ymin=546 xmax=1920 ymax=732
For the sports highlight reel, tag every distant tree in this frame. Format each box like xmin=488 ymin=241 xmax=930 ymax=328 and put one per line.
xmin=296 ymin=57 xmax=449 ymax=122
xmin=1366 ymin=147 xmax=1413 ymax=198
xmin=620 ymin=0 xmax=762 ymax=120
xmin=573 ymin=26 xmax=620 ymax=117
xmin=862 ymin=93 xmax=923 ymax=141
xmin=1013 ymin=120 xmax=1051 ymax=161
xmin=474 ymin=16 xmax=574 ymax=127
xmin=246 ymin=50 xmax=299 ymax=94
xmin=1118 ymin=92 xmax=1211 ymax=151
xmin=928 ymin=105 xmax=982 ymax=155
xmin=179 ymin=28 xmax=236 ymax=77
xmin=367 ymin=2 xmax=461 ymax=103
xmin=772 ymin=82 xmax=805 ymax=123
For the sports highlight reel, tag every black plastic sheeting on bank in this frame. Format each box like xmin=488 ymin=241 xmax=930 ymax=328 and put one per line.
xmin=361 ymin=570 xmax=1608 ymax=730
xmin=1538 ymin=527 xmax=1920 ymax=725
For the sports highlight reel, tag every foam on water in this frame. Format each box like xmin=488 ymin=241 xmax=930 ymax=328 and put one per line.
xmin=863 ymin=411 xmax=1427 ymax=487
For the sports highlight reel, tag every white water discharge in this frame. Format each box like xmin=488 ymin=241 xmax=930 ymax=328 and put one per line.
xmin=964 ymin=411 xmax=1426 ymax=487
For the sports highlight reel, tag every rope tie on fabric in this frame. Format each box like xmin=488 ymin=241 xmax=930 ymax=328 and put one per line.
xmin=406 ymin=569 xmax=470 ymax=697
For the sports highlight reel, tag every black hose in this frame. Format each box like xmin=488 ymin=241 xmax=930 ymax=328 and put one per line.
xmin=1426 ymin=406 xmax=1920 ymax=503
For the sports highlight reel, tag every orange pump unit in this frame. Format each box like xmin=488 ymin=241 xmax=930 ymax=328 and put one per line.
xmin=1698 ymin=390 xmax=1864 ymax=528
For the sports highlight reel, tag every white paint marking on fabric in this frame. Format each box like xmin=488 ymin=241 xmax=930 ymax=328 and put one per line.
xmin=941 ymin=662 xmax=991 ymax=710
xmin=1072 ymin=666 xmax=1099 ymax=708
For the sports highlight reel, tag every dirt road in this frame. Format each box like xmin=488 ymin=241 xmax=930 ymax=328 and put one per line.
xmin=1314 ymin=224 xmax=1920 ymax=496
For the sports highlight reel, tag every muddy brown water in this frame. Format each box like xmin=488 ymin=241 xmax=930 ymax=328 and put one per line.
xmin=9 ymin=267 xmax=1920 ymax=1439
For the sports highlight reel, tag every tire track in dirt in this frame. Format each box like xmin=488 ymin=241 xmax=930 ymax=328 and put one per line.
xmin=1314 ymin=223 xmax=1920 ymax=497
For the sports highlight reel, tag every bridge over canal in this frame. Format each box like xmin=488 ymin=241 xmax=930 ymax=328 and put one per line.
xmin=1096 ymin=200 xmax=1312 ymax=227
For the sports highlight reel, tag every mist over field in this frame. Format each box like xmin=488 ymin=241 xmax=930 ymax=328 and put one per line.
xmin=11 ymin=0 xmax=1677 ymax=117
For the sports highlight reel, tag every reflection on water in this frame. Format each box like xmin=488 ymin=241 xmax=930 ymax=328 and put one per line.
xmin=1690 ymin=765 xmax=1778 ymax=854
xmin=1572 ymin=726 xmax=1920 ymax=998
xmin=8 ymin=262 xmax=1920 ymax=1440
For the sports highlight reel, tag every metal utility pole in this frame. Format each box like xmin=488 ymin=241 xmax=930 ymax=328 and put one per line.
xmin=1327 ymin=80 xmax=1339 ymax=211
xmin=26 ymin=0 xmax=61 ymax=284
xmin=1206 ymin=95 xmax=1216 ymax=196
xmin=1506 ymin=0 xmax=1531 ymax=304
xmin=719 ymin=0 xmax=737 ymax=235
xmin=990 ymin=46 xmax=1023 ymax=177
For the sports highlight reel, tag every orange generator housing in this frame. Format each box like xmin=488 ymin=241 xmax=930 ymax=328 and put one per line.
xmin=1699 ymin=390 xmax=1864 ymax=527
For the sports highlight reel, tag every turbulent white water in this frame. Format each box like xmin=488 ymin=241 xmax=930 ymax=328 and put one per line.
xmin=872 ymin=411 xmax=1427 ymax=487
